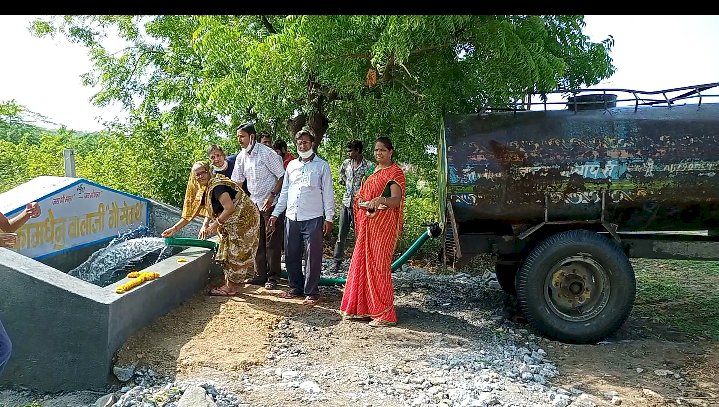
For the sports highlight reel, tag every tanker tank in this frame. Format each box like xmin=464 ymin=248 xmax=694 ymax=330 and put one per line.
xmin=441 ymin=101 xmax=719 ymax=235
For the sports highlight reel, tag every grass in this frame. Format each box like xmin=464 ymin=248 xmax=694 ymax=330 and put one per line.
xmin=631 ymin=258 xmax=719 ymax=340
xmin=427 ymin=253 xmax=719 ymax=341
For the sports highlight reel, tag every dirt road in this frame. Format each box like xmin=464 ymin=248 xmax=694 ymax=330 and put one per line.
xmin=110 ymin=265 xmax=718 ymax=407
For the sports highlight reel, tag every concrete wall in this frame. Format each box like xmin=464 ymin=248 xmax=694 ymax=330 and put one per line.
xmin=39 ymin=242 xmax=107 ymax=272
xmin=0 ymin=199 xmax=218 ymax=392
xmin=148 ymin=198 xmax=203 ymax=239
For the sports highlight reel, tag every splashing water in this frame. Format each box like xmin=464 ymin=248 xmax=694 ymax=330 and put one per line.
xmin=68 ymin=230 xmax=174 ymax=287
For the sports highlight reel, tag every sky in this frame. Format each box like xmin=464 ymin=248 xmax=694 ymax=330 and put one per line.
xmin=0 ymin=15 xmax=718 ymax=133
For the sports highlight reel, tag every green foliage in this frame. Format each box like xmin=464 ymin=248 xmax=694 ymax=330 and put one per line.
xmin=4 ymin=15 xmax=615 ymax=264
xmin=29 ymin=15 xmax=614 ymax=178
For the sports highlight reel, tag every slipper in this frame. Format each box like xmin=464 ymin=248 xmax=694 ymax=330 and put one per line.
xmin=209 ymin=286 xmax=237 ymax=297
xmin=302 ymin=296 xmax=321 ymax=306
xmin=368 ymin=319 xmax=396 ymax=327
xmin=278 ymin=290 xmax=303 ymax=299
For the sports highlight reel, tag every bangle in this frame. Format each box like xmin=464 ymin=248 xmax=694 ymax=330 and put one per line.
xmin=383 ymin=197 xmax=388 ymax=205
xmin=216 ymin=218 xmax=224 ymax=226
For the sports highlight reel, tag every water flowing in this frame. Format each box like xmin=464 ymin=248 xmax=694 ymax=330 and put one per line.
xmin=68 ymin=230 xmax=174 ymax=287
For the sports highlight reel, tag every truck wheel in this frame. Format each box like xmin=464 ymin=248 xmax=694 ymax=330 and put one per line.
xmin=515 ymin=229 xmax=636 ymax=344
xmin=495 ymin=263 xmax=518 ymax=296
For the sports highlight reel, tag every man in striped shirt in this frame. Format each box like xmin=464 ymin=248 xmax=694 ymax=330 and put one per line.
xmin=332 ymin=140 xmax=372 ymax=272
xmin=231 ymin=123 xmax=286 ymax=289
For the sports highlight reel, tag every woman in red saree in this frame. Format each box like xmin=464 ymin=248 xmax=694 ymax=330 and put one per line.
xmin=340 ymin=136 xmax=406 ymax=327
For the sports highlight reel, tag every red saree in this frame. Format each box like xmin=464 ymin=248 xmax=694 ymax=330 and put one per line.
xmin=340 ymin=163 xmax=406 ymax=323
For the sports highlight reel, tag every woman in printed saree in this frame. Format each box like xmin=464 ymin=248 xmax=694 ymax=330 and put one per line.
xmin=340 ymin=136 xmax=406 ymax=327
xmin=162 ymin=162 xmax=260 ymax=296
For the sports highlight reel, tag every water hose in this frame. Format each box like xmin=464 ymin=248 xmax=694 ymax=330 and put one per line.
xmin=390 ymin=223 xmax=441 ymax=271
xmin=164 ymin=237 xmax=219 ymax=250
xmin=163 ymin=222 xmax=441 ymax=287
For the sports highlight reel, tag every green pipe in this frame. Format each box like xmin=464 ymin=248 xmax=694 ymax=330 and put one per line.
xmin=280 ymin=223 xmax=440 ymax=286
xmin=164 ymin=237 xmax=218 ymax=250
xmin=280 ymin=271 xmax=347 ymax=286
xmin=390 ymin=227 xmax=432 ymax=271
xmin=164 ymin=222 xmax=441 ymax=287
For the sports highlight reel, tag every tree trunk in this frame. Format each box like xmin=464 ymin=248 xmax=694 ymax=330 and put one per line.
xmin=285 ymin=111 xmax=329 ymax=149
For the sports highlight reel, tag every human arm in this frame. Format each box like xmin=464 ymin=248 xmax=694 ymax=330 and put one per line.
xmin=161 ymin=218 xmax=191 ymax=237
xmin=261 ymin=176 xmax=284 ymax=212
xmin=0 ymin=202 xmax=41 ymax=233
xmin=206 ymin=191 xmax=236 ymax=236
xmin=268 ymin=170 xmax=290 ymax=233
xmin=321 ymin=162 xmax=335 ymax=236
xmin=261 ymin=149 xmax=286 ymax=212
xmin=366 ymin=182 xmax=402 ymax=210
xmin=198 ymin=217 xmax=213 ymax=239
xmin=230 ymin=153 xmax=245 ymax=185
xmin=338 ymin=160 xmax=347 ymax=186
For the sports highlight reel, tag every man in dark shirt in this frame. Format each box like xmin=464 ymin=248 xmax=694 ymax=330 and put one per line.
xmin=272 ymin=139 xmax=296 ymax=170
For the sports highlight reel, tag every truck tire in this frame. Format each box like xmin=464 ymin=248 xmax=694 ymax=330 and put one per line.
xmin=495 ymin=263 xmax=518 ymax=296
xmin=515 ymin=229 xmax=635 ymax=344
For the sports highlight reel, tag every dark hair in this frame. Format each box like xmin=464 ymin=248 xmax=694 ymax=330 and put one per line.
xmin=375 ymin=136 xmax=394 ymax=151
xmin=346 ymin=139 xmax=363 ymax=152
xmin=295 ymin=129 xmax=315 ymax=142
xmin=375 ymin=136 xmax=396 ymax=160
xmin=259 ymin=132 xmax=272 ymax=140
xmin=273 ymin=139 xmax=288 ymax=150
xmin=236 ymin=122 xmax=256 ymax=135
xmin=206 ymin=144 xmax=225 ymax=156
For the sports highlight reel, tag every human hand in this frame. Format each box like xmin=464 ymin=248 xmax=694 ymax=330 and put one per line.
xmin=261 ymin=196 xmax=273 ymax=212
xmin=198 ymin=226 xmax=209 ymax=240
xmin=366 ymin=196 xmax=385 ymax=210
xmin=323 ymin=221 xmax=333 ymax=237
xmin=267 ymin=216 xmax=278 ymax=234
xmin=26 ymin=202 xmax=41 ymax=218
xmin=207 ymin=221 xmax=219 ymax=236
xmin=0 ymin=233 xmax=17 ymax=248
xmin=161 ymin=226 xmax=177 ymax=237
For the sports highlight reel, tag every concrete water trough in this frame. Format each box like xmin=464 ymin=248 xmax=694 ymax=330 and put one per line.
xmin=0 ymin=177 xmax=218 ymax=392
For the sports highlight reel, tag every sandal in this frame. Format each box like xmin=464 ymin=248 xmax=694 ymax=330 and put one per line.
xmin=208 ymin=286 xmax=237 ymax=297
xmin=264 ymin=280 xmax=278 ymax=290
xmin=302 ymin=296 xmax=321 ymax=306
xmin=278 ymin=290 xmax=303 ymax=299
xmin=368 ymin=319 xmax=396 ymax=327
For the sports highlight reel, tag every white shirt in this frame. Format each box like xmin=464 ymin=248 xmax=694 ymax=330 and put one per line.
xmin=230 ymin=142 xmax=285 ymax=209
xmin=272 ymin=155 xmax=335 ymax=222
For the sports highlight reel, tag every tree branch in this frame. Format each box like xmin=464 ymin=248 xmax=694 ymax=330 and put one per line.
xmin=259 ymin=15 xmax=277 ymax=34
xmin=395 ymin=79 xmax=426 ymax=99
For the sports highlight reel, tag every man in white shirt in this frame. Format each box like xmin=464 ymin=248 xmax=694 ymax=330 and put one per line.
xmin=231 ymin=123 xmax=286 ymax=289
xmin=268 ymin=129 xmax=334 ymax=305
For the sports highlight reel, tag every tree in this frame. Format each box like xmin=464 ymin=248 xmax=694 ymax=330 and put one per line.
xmin=32 ymin=15 xmax=614 ymax=176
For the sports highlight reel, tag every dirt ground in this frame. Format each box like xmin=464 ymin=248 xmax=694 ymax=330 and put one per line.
xmin=115 ymin=273 xmax=719 ymax=407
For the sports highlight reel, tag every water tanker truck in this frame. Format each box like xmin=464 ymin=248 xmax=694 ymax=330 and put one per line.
xmin=438 ymin=83 xmax=719 ymax=343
